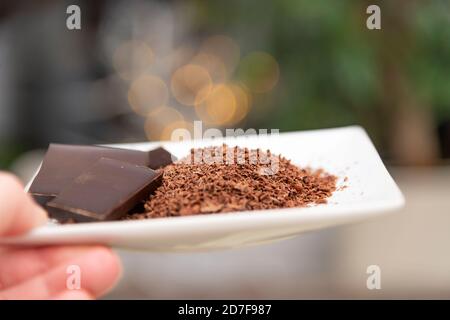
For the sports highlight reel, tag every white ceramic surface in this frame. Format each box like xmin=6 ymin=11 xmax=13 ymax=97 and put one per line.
xmin=0 ymin=126 xmax=404 ymax=251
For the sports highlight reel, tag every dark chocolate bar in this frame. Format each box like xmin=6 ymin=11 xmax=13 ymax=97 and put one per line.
xmin=29 ymin=144 xmax=173 ymax=205
xmin=148 ymin=147 xmax=175 ymax=169
xmin=46 ymin=158 xmax=162 ymax=222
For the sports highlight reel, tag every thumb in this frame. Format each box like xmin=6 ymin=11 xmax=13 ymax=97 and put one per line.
xmin=0 ymin=172 xmax=48 ymax=237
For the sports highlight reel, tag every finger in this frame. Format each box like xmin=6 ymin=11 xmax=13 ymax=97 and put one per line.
xmin=0 ymin=172 xmax=48 ymax=236
xmin=0 ymin=246 xmax=122 ymax=300
xmin=0 ymin=246 xmax=102 ymax=289
xmin=52 ymin=289 xmax=94 ymax=300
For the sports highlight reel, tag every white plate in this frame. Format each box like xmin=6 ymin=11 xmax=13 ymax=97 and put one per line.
xmin=0 ymin=126 xmax=404 ymax=251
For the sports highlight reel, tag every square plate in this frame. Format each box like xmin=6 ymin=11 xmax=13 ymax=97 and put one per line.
xmin=0 ymin=126 xmax=404 ymax=251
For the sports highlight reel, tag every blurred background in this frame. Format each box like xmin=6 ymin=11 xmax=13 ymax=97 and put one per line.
xmin=0 ymin=0 xmax=450 ymax=298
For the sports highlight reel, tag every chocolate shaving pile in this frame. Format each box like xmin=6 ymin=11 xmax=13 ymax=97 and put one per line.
xmin=126 ymin=145 xmax=337 ymax=219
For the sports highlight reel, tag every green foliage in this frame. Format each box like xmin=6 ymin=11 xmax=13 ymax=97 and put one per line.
xmin=409 ymin=1 xmax=450 ymax=120
xmin=197 ymin=0 xmax=450 ymax=142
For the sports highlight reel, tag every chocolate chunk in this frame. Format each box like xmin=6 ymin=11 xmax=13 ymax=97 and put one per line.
xmin=32 ymin=195 xmax=55 ymax=207
xmin=29 ymin=144 xmax=173 ymax=205
xmin=46 ymin=158 xmax=162 ymax=222
xmin=148 ymin=147 xmax=175 ymax=169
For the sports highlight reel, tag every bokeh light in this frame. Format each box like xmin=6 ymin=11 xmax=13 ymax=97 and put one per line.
xmin=160 ymin=120 xmax=194 ymax=141
xmin=237 ymin=51 xmax=280 ymax=93
xmin=200 ymin=35 xmax=240 ymax=76
xmin=228 ymin=83 xmax=252 ymax=125
xmin=164 ymin=45 xmax=196 ymax=69
xmin=145 ymin=106 xmax=185 ymax=141
xmin=171 ymin=64 xmax=212 ymax=106
xmin=195 ymin=84 xmax=237 ymax=126
xmin=191 ymin=53 xmax=227 ymax=83
xmin=113 ymin=40 xmax=154 ymax=81
xmin=128 ymin=75 xmax=169 ymax=117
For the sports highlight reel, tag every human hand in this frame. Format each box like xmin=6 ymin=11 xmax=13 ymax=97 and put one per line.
xmin=0 ymin=172 xmax=122 ymax=299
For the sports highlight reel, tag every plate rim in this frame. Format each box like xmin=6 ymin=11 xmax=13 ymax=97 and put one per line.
xmin=6 ymin=125 xmax=404 ymax=243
